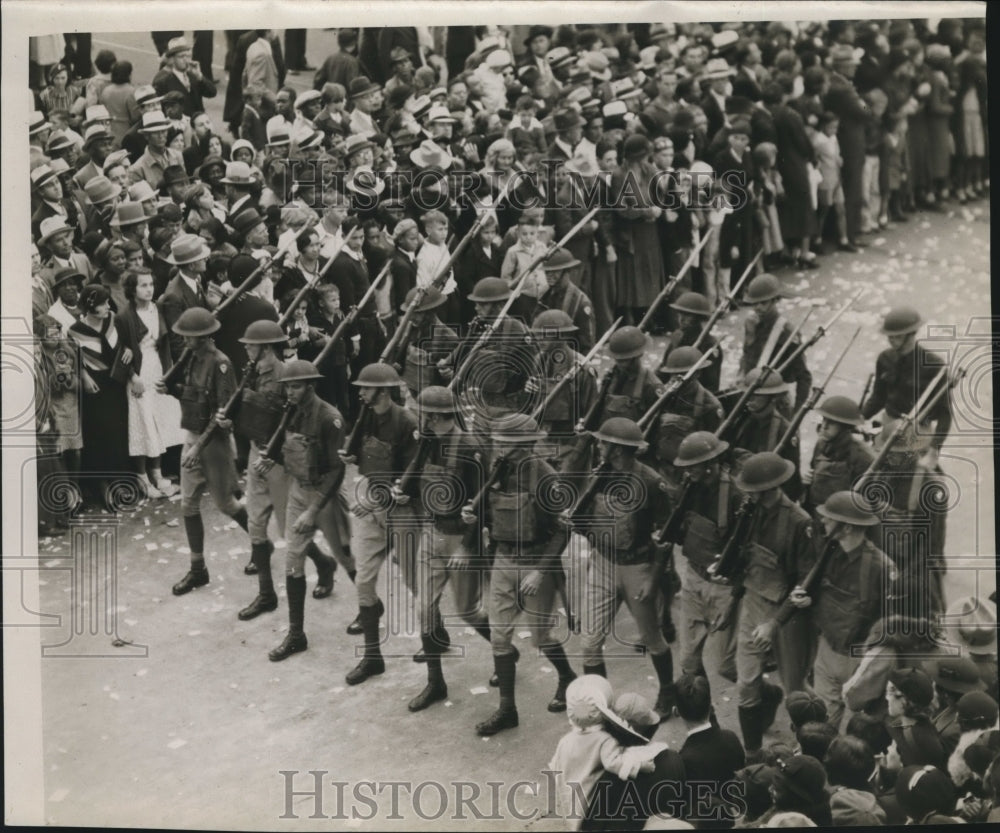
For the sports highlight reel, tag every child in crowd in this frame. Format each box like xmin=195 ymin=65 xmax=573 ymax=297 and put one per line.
xmin=811 ymin=112 xmax=852 ymax=252
xmin=507 ymin=95 xmax=547 ymax=158
xmin=753 ymin=142 xmax=786 ymax=269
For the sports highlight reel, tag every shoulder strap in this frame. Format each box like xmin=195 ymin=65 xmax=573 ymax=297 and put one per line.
xmin=630 ymin=367 xmax=646 ymax=398
xmin=767 ymin=412 xmax=783 ymax=451
xmin=858 ymin=543 xmax=878 ymax=606
xmin=717 ymin=475 xmax=731 ymax=532
xmin=756 ymin=314 xmax=787 ymax=370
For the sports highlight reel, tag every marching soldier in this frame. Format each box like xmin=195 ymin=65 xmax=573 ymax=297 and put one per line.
xmin=536 ymin=248 xmax=596 ymax=354
xmin=461 ymin=414 xmax=576 ymax=736
xmin=668 ymin=431 xmax=743 ymax=687
xmin=395 ymin=286 xmax=458 ymax=401
xmin=860 ymin=306 xmax=951 ymax=620
xmin=650 ymin=346 xmax=725 ymax=501
xmin=657 ymin=291 xmax=723 ymax=394
xmin=339 ymin=363 xmax=420 ymax=685
xmin=801 ymin=396 xmax=874 ymax=517
xmin=156 ymin=307 xmax=250 ymax=596
xmin=394 ymin=385 xmax=492 ymax=712
xmin=725 ymin=451 xmax=814 ymax=754
xmin=254 ymin=360 xmax=351 ymax=661
xmin=730 ymin=367 xmax=800 ymax=497
xmin=573 ymin=418 xmax=677 ymax=718
xmin=526 ymin=309 xmax=598 ymax=473
xmin=780 ymin=490 xmax=896 ymax=729
xmin=438 ymin=277 xmax=536 ymax=416
xmin=738 ymin=274 xmax=811 ymax=411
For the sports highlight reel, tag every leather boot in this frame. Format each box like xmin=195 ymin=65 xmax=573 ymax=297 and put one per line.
xmin=238 ymin=542 xmax=278 ymax=619
xmin=183 ymin=514 xmax=205 ymax=554
xmin=408 ymin=634 xmax=448 ymax=712
xmin=489 ymin=644 xmax=519 ymax=687
xmin=759 ymin=681 xmax=784 ymax=733
xmin=738 ymin=704 xmax=764 ymax=753
xmin=347 ymin=597 xmax=382 ymax=635
xmin=306 ymin=541 xmax=337 ymax=599
xmin=542 ymin=644 xmax=576 ymax=713
xmin=476 ymin=653 xmax=518 ymax=736
xmin=346 ymin=603 xmax=385 ymax=685
xmin=269 ymin=575 xmax=308 ymax=661
xmin=172 ymin=565 xmax=209 ymax=595
xmin=583 ymin=662 xmax=608 ymax=678
xmin=651 ymin=650 xmax=676 ymax=719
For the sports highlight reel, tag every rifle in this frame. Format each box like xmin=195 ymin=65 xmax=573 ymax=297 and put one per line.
xmin=637 ymin=227 xmax=716 ymax=332
xmin=276 ymin=235 xmax=347 ymax=328
xmin=691 ymin=249 xmax=762 ymax=352
xmin=313 ymin=260 xmax=391 ymax=371
xmin=181 ymin=357 xmax=257 ymax=468
xmin=159 ymin=217 xmax=318 ymax=388
xmin=858 ymin=372 xmax=875 ymax=416
xmin=637 ymin=344 xmax=720 ymax=438
xmin=762 ymin=305 xmax=814 ymax=370
xmin=460 ymin=454 xmax=512 ymax=553
xmin=773 ymin=288 xmax=864 ymax=377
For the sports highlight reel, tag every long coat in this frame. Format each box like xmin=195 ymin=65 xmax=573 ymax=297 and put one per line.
xmin=771 ymin=102 xmax=818 ymax=240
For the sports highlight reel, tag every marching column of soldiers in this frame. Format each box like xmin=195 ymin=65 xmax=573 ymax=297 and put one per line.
xmin=154 ymin=212 xmax=963 ymax=747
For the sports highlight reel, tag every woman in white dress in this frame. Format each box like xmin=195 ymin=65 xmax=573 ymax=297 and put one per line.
xmin=116 ymin=271 xmax=183 ymax=498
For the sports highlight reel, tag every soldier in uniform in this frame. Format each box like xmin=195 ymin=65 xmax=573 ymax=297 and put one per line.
xmin=860 ymin=306 xmax=952 ymax=621
xmin=657 ymin=291 xmax=723 ymax=394
xmin=666 ymin=431 xmax=743 ymax=688
xmin=737 ymin=274 xmax=811 ymax=412
xmin=339 ymin=363 xmax=420 ymax=685
xmin=571 ymin=418 xmax=677 ymax=717
xmin=730 ymin=367 xmax=800 ymax=498
xmin=801 ymin=396 xmax=874 ymax=517
xmin=393 ymin=385 xmax=492 ymax=712
xmin=460 ymin=414 xmax=576 ymax=736
xmin=536 ymin=248 xmax=596 ymax=354
xmin=254 ymin=360 xmax=349 ymax=661
xmin=395 ymin=286 xmax=458 ymax=401
xmin=777 ymin=490 xmax=896 ymax=729
xmin=724 ymin=451 xmax=814 ymax=753
xmin=650 ymin=346 xmax=725 ymax=501
xmin=438 ymin=277 xmax=536 ymax=417
xmin=526 ymin=309 xmax=598 ymax=473
xmin=156 ymin=307 xmax=250 ymax=596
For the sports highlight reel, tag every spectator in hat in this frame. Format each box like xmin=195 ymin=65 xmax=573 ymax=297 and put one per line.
xmin=895 ymin=764 xmax=961 ymax=824
xmin=128 ymin=111 xmax=184 ymax=190
xmin=152 ymin=37 xmax=217 ymax=117
xmin=72 ymin=124 xmax=117 ymax=191
xmin=348 ymin=76 xmax=383 ymax=136
xmin=700 ymin=57 xmax=735 ymax=141
xmin=945 ymin=596 xmax=998 ymax=702
xmin=948 ymin=691 xmax=1000 ymax=792
xmin=758 ymin=755 xmax=832 ymax=827
xmin=471 ymin=47 xmax=514 ymax=113
xmin=927 ymin=656 xmax=988 ymax=757
xmin=884 ymin=667 xmax=947 ymax=769
xmin=823 ymin=44 xmax=868 ymax=247
xmin=384 ymin=46 xmax=416 ymax=99
xmin=214 ymin=253 xmax=280 ymax=377
xmin=157 ymin=234 xmax=212 ymax=359
xmin=31 ymin=165 xmax=76 ymax=241
xmin=785 ymin=690 xmax=828 ymax=734
xmin=824 ymin=735 xmax=889 ymax=827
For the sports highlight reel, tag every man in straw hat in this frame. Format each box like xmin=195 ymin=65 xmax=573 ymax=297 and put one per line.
xmin=155 ymin=307 xmax=250 ymax=597
xmin=128 ymin=110 xmax=184 ymax=191
xmin=152 ymin=36 xmax=217 ymax=116
xmin=157 ymin=233 xmax=211 ymax=359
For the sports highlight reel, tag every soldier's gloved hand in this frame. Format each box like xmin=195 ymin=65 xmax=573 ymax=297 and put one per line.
xmin=390 ymin=482 xmax=410 ymax=505
xmin=292 ymin=507 xmax=318 ymax=534
xmin=338 ymin=449 xmax=357 ymax=464
xmin=652 ymin=532 xmax=670 ymax=550
xmin=707 ymin=557 xmax=728 ymax=584
xmin=789 ymin=586 xmax=812 ymax=608
xmin=751 ymin=620 xmax=776 ymax=651
xmin=520 ymin=569 xmax=543 ymax=596
xmin=253 ymin=455 xmax=275 ymax=476
xmin=460 ymin=503 xmax=477 ymax=526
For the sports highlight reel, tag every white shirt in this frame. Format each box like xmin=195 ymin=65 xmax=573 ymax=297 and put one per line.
xmin=685 ymin=722 xmax=713 ymax=738
xmin=317 ymin=224 xmax=343 ymax=259
xmin=47 ymin=298 xmax=79 ymax=335
xmin=179 ymin=271 xmax=201 ymax=297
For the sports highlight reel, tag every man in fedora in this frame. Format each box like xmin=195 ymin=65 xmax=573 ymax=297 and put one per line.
xmin=157 ymin=234 xmax=211 ymax=360
xmin=546 ymin=107 xmax=584 ymax=165
xmin=823 ymin=44 xmax=868 ymax=248
xmin=701 ymin=57 xmax=736 ymax=140
xmin=153 ymin=36 xmax=217 ymax=117
xmin=347 ymin=76 xmax=383 ymax=137
xmin=72 ymin=124 xmax=116 ymax=190
xmin=31 ymin=165 xmax=74 ymax=241
xmin=520 ymin=25 xmax=557 ymax=94
xmin=926 ymin=656 xmax=988 ymax=757
xmin=231 ymin=209 xmax=270 ymax=256
xmin=384 ymin=46 xmax=415 ymax=99
xmin=128 ymin=111 xmax=184 ymax=190
xmin=46 ymin=267 xmax=86 ymax=336
xmin=119 ymin=85 xmax=166 ymax=159
xmin=81 ymin=176 xmax=120 ymax=238
xmin=159 ymin=165 xmax=191 ymax=205
xmin=944 ymin=596 xmax=998 ymax=703
xmin=38 ymin=214 xmax=91 ymax=282
xmin=220 ymin=161 xmax=261 ymax=226
xmin=109 ymin=202 xmax=149 ymax=252
xmin=29 ymin=111 xmax=52 ymax=166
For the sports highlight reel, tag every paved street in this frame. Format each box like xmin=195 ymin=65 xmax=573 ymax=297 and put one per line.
xmin=32 ymin=177 xmax=992 ymax=829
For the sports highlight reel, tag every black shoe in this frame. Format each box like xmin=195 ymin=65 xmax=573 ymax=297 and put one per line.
xmin=172 ymin=567 xmax=209 ymax=595
xmin=244 ymin=558 xmax=259 ymax=576
xmin=346 ymin=656 xmax=385 ymax=685
xmin=313 ymin=556 xmax=336 ymax=599
xmin=655 ymin=686 xmax=677 ymax=719
xmin=548 ymin=674 xmax=576 ymax=713
xmin=237 ymin=592 xmax=278 ymax=621
xmin=760 ymin=682 xmax=784 ymax=732
xmin=475 ymin=708 xmax=519 ymax=736
xmin=837 ymin=242 xmax=859 ymax=253
xmin=346 ymin=613 xmax=363 ymax=635
xmin=408 ymin=682 xmax=448 ymax=712
xmin=489 ymin=645 xmax=519 ymax=687
xmin=268 ymin=631 xmax=308 ymax=661
xmin=797 ymin=257 xmax=820 ymax=270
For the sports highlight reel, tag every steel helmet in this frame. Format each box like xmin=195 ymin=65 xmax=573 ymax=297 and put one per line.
xmin=417 ymin=385 xmax=456 ymax=414
xmin=280 ymin=359 xmax=323 ymax=382
xmin=542 ymin=248 xmax=581 ymax=272
xmin=817 ymin=490 xmax=879 ymax=526
xmin=351 ymin=362 xmax=403 ymax=387
xmin=591 ymin=417 xmax=647 ymax=448
xmin=239 ymin=319 xmax=287 ymax=344
xmin=743 ymin=366 xmax=787 ymax=395
xmin=467 ymin=276 xmax=511 ymax=303
xmin=662 ymin=346 xmax=703 ymax=374
xmin=816 ymin=395 xmax=864 ymax=426
xmin=172 ymin=307 xmax=220 ymax=336
xmin=531 ymin=309 xmax=578 ymax=334
xmin=881 ymin=306 xmax=922 ymax=336
xmin=608 ymin=326 xmax=649 ymax=359
xmin=491 ymin=413 xmax=547 ymax=443
xmin=734 ymin=451 xmax=795 ymax=492
xmin=401 ymin=285 xmax=447 ymax=313
xmin=669 ymin=291 xmax=711 ymax=316
xmin=674 ymin=431 xmax=729 ymax=467
xmin=744 ymin=273 xmax=782 ymax=304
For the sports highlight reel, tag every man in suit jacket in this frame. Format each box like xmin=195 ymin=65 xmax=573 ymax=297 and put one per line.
xmin=214 ymin=254 xmax=279 ymax=380
xmin=157 ymin=234 xmax=211 ymax=360
xmin=152 ymin=37 xmax=217 ymax=118
xmin=676 ymin=674 xmax=746 ymax=828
